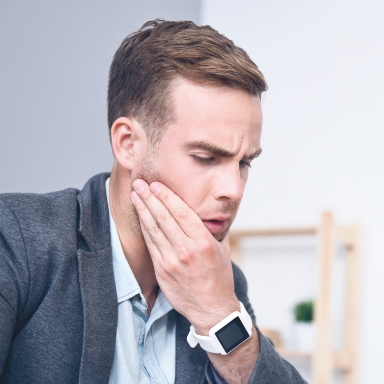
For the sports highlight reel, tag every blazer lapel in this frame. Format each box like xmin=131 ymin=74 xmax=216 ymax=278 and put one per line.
xmin=77 ymin=247 xmax=117 ymax=384
xmin=76 ymin=173 xmax=118 ymax=384
xmin=175 ymin=312 xmax=208 ymax=384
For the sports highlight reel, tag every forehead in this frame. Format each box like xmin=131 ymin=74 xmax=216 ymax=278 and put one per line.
xmin=165 ymin=78 xmax=262 ymax=153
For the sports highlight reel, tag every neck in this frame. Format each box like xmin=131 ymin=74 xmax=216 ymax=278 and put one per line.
xmin=109 ymin=162 xmax=159 ymax=309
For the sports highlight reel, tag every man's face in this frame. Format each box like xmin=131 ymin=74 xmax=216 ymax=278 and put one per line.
xmin=133 ymin=78 xmax=263 ymax=241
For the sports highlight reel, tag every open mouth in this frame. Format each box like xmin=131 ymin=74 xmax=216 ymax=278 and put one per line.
xmin=202 ymin=220 xmax=228 ymax=234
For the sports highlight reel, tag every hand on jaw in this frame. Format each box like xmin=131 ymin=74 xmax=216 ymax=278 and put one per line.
xmin=131 ymin=178 xmax=260 ymax=384
xmin=130 ymin=178 xmax=239 ymax=335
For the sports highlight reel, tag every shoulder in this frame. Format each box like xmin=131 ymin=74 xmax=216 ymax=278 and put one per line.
xmin=0 ymin=188 xmax=79 ymax=227
xmin=0 ymin=172 xmax=110 ymax=256
xmin=0 ymin=185 xmax=89 ymax=322
xmin=0 ymin=188 xmax=81 ymax=281
xmin=232 ymin=261 xmax=248 ymax=295
xmin=0 ymin=189 xmax=81 ymax=260
xmin=0 ymin=188 xmax=79 ymax=252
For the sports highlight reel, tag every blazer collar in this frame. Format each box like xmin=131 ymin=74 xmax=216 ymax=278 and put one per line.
xmin=77 ymin=172 xmax=111 ymax=252
xmin=76 ymin=173 xmax=118 ymax=384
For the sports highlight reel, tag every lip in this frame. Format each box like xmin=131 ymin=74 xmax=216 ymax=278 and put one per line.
xmin=202 ymin=215 xmax=232 ymax=222
xmin=202 ymin=219 xmax=229 ymax=234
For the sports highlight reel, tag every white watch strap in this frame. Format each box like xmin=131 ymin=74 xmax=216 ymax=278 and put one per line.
xmin=187 ymin=301 xmax=253 ymax=354
xmin=238 ymin=301 xmax=252 ymax=331
xmin=187 ymin=327 xmax=222 ymax=353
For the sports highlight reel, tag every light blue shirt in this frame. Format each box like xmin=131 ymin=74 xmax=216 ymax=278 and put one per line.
xmin=106 ymin=178 xmax=176 ymax=384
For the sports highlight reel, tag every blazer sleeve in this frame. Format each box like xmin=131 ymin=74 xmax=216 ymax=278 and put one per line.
xmin=0 ymin=199 xmax=30 ymax=376
xmin=208 ymin=263 xmax=308 ymax=384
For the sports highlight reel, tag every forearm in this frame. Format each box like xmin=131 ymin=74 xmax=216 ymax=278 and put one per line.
xmin=207 ymin=328 xmax=308 ymax=384
xmin=207 ymin=326 xmax=259 ymax=384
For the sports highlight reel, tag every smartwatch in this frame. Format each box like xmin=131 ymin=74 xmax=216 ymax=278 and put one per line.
xmin=187 ymin=301 xmax=253 ymax=355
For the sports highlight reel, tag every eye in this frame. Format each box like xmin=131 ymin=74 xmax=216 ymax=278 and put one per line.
xmin=239 ymin=160 xmax=252 ymax=169
xmin=192 ymin=155 xmax=215 ymax=165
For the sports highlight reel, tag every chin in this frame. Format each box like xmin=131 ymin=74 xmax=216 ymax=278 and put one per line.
xmin=213 ymin=230 xmax=229 ymax=242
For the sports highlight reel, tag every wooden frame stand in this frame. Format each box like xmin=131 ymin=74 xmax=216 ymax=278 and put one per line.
xmin=229 ymin=212 xmax=361 ymax=384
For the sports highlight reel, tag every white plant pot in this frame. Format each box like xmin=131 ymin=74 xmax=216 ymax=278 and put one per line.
xmin=294 ymin=322 xmax=315 ymax=353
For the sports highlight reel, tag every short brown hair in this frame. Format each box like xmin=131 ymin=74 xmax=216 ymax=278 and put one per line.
xmin=108 ymin=19 xmax=267 ymax=145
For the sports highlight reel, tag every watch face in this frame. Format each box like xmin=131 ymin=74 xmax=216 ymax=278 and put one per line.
xmin=214 ymin=316 xmax=250 ymax=353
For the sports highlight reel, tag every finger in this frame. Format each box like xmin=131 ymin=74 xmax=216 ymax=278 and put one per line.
xmin=130 ymin=190 xmax=172 ymax=251
xmin=139 ymin=217 xmax=174 ymax=284
xmin=138 ymin=217 xmax=161 ymax=257
xmin=149 ymin=181 xmax=208 ymax=239
xmin=132 ymin=179 xmax=188 ymax=244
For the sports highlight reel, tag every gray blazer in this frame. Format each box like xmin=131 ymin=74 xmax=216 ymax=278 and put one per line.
xmin=0 ymin=173 xmax=305 ymax=384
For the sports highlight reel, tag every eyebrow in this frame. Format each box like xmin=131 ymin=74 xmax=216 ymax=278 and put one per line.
xmin=183 ymin=140 xmax=262 ymax=160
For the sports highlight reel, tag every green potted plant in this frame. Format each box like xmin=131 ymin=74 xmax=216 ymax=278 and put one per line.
xmin=293 ymin=300 xmax=315 ymax=352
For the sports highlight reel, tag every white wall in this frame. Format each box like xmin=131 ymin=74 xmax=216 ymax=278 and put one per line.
xmin=202 ymin=1 xmax=384 ymax=382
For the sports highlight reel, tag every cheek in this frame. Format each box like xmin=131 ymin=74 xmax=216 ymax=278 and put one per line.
xmin=155 ymin=159 xmax=209 ymax=210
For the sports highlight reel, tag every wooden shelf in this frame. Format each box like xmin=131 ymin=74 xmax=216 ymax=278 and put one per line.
xmin=230 ymin=226 xmax=317 ymax=238
xmin=276 ymin=349 xmax=351 ymax=372
xmin=230 ymin=212 xmax=361 ymax=384
xmin=277 ymin=348 xmax=312 ymax=359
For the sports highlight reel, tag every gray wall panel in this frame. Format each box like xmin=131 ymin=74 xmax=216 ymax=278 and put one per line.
xmin=0 ymin=0 xmax=201 ymax=193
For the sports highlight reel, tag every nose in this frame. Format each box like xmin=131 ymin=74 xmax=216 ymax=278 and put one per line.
xmin=212 ymin=164 xmax=245 ymax=203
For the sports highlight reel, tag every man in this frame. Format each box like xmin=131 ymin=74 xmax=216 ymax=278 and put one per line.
xmin=0 ymin=20 xmax=305 ymax=383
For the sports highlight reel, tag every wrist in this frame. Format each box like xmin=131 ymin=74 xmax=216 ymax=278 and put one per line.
xmin=192 ymin=300 xmax=240 ymax=336
xmin=187 ymin=301 xmax=253 ymax=355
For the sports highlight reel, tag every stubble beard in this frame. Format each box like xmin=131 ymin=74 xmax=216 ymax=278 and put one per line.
xmin=127 ymin=147 xmax=159 ymax=238
xmin=215 ymin=223 xmax=232 ymax=242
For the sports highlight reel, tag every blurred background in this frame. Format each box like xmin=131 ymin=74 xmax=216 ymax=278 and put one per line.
xmin=1 ymin=1 xmax=383 ymax=382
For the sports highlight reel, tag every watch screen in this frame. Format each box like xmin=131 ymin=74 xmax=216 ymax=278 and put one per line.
xmin=215 ymin=316 xmax=249 ymax=353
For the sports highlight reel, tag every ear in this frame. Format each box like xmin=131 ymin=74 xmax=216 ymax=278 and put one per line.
xmin=110 ymin=117 xmax=147 ymax=171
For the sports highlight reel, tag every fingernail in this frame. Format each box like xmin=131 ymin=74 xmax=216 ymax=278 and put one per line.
xmin=131 ymin=191 xmax=142 ymax=204
xmin=133 ymin=179 xmax=146 ymax=192
xmin=150 ymin=182 xmax=161 ymax=195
